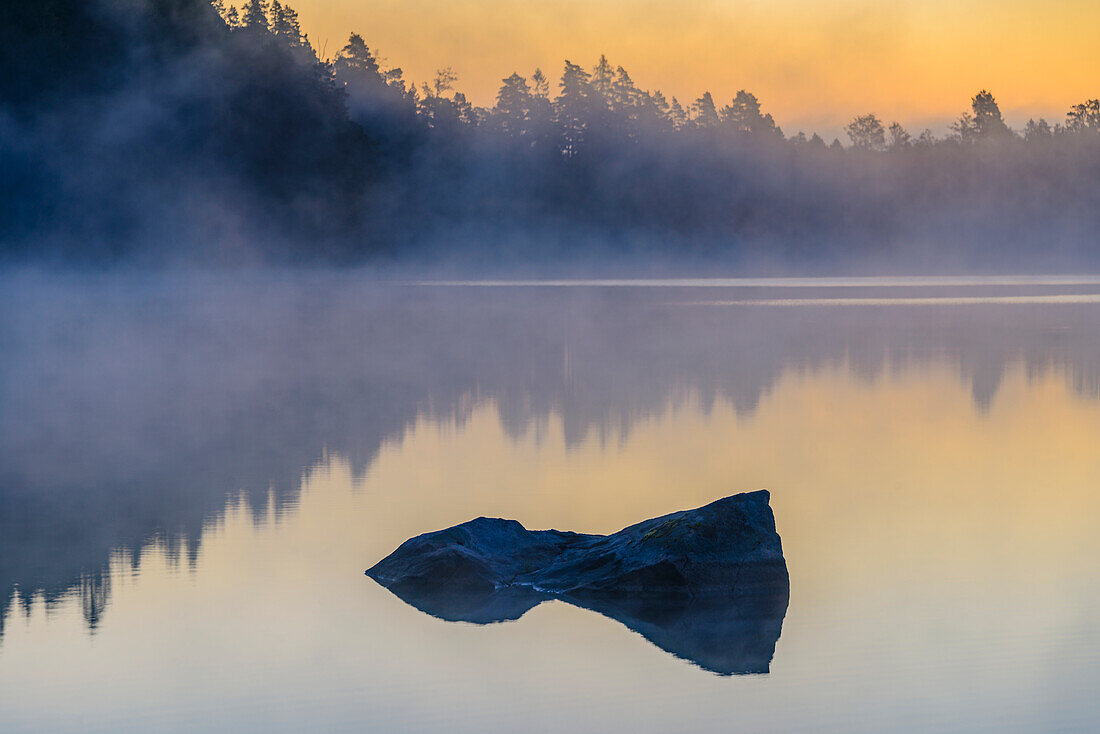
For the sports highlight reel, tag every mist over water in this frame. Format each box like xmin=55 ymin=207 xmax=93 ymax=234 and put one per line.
xmin=1 ymin=273 xmax=1099 ymax=732
xmin=6 ymin=272 xmax=1100 ymax=621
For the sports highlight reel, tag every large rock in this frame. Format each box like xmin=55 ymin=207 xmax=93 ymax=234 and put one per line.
xmin=368 ymin=490 xmax=787 ymax=598
xmin=366 ymin=516 xmax=598 ymax=596
xmin=366 ymin=491 xmax=790 ymax=674
xmin=521 ymin=490 xmax=788 ymax=597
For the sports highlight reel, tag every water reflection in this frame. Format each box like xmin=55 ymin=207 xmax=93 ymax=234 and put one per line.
xmin=2 ymin=275 xmax=1100 ymax=732
xmin=3 ymin=274 xmax=1100 ymax=641
xmin=380 ymin=583 xmax=789 ymax=675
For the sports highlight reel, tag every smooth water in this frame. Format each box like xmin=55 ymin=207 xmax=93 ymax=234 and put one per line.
xmin=2 ymin=275 xmax=1099 ymax=733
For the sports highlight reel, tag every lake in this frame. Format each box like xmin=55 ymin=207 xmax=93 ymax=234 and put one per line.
xmin=1 ymin=274 xmax=1099 ymax=732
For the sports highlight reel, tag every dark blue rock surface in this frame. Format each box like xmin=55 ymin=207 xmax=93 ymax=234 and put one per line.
xmin=366 ymin=491 xmax=790 ymax=674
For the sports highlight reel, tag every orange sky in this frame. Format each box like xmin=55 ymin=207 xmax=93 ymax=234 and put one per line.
xmin=286 ymin=0 xmax=1100 ymax=137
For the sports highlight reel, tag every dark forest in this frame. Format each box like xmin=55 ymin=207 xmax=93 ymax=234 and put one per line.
xmin=3 ymin=0 xmax=1099 ymax=271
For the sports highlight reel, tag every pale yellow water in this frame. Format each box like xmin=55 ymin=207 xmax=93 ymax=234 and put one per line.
xmin=1 ymin=276 xmax=1098 ymax=732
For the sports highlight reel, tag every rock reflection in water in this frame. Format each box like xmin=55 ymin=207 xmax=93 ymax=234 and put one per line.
xmin=378 ymin=582 xmax=789 ymax=676
xmin=366 ymin=491 xmax=790 ymax=675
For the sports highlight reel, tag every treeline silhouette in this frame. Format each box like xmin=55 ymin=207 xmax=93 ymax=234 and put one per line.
xmin=2 ymin=0 xmax=1100 ymax=267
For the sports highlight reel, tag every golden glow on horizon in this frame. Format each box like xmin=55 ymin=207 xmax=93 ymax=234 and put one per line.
xmin=289 ymin=0 xmax=1100 ymax=135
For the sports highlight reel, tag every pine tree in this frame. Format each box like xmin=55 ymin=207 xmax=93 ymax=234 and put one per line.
xmin=336 ymin=34 xmax=380 ymax=77
xmin=640 ymin=90 xmax=672 ymax=132
xmin=668 ymin=97 xmax=688 ymax=130
xmin=611 ymin=66 xmax=639 ymax=114
xmin=528 ymin=68 xmax=555 ymax=148
xmin=590 ymin=54 xmax=614 ymax=106
xmin=971 ymin=90 xmax=1010 ymax=138
xmin=270 ymin=1 xmax=304 ymax=45
xmin=531 ymin=68 xmax=550 ymax=99
xmin=692 ymin=92 xmax=719 ymax=128
xmin=241 ymin=0 xmax=268 ymax=31
xmin=556 ymin=61 xmax=591 ymax=157
xmin=720 ymin=90 xmax=780 ymax=137
xmin=494 ymin=73 xmax=532 ymax=136
xmin=952 ymin=90 xmax=1011 ymax=142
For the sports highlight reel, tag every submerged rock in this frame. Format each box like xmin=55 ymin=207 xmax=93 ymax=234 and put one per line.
xmin=366 ymin=491 xmax=790 ymax=674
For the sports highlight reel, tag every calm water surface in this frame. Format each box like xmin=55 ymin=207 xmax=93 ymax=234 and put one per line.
xmin=1 ymin=275 xmax=1099 ymax=732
